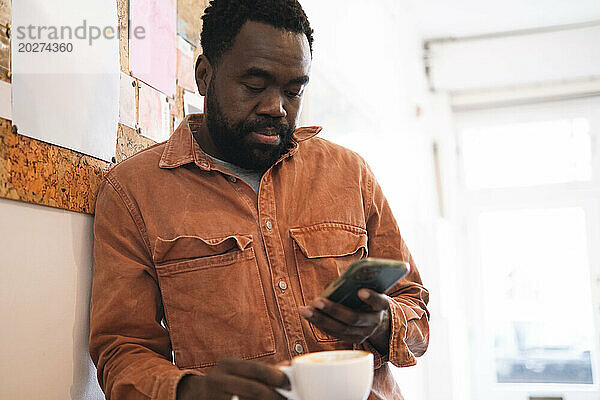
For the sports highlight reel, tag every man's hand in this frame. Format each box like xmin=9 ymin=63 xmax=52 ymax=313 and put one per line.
xmin=177 ymin=358 xmax=290 ymax=400
xmin=298 ymin=288 xmax=392 ymax=354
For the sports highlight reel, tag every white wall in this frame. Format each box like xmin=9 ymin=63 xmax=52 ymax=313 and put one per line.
xmin=428 ymin=24 xmax=600 ymax=92
xmin=409 ymin=0 xmax=600 ymax=39
xmin=0 ymin=197 xmax=103 ymax=399
xmin=299 ymin=1 xmax=450 ymax=399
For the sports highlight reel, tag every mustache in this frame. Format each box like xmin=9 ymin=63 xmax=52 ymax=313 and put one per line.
xmin=239 ymin=118 xmax=293 ymax=136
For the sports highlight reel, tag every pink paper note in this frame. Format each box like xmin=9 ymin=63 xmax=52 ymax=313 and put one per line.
xmin=130 ymin=0 xmax=177 ymax=97
xmin=177 ymin=36 xmax=197 ymax=92
xmin=139 ymin=81 xmax=171 ymax=142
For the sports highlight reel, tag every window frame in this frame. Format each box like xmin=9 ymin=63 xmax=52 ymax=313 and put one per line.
xmin=454 ymin=96 xmax=600 ymax=400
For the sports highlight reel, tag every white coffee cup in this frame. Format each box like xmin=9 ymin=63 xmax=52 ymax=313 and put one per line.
xmin=275 ymin=350 xmax=374 ymax=400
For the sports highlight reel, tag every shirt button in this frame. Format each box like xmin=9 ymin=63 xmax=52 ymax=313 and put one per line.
xmin=229 ymin=176 xmax=237 ymax=183
xmin=278 ymin=280 xmax=287 ymax=290
xmin=294 ymin=343 xmax=304 ymax=354
xmin=265 ymin=220 xmax=273 ymax=230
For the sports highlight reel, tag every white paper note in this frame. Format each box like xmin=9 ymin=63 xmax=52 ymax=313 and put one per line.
xmin=0 ymin=80 xmax=11 ymax=120
xmin=11 ymin=0 xmax=119 ymax=162
xmin=161 ymin=96 xmax=171 ymax=137
xmin=119 ymin=73 xmax=137 ymax=129
xmin=183 ymin=90 xmax=204 ymax=116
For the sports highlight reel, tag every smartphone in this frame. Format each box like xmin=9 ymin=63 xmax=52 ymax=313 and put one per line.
xmin=320 ymin=258 xmax=410 ymax=309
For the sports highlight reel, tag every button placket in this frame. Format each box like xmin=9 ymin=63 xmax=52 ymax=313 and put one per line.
xmin=258 ymin=173 xmax=306 ymax=359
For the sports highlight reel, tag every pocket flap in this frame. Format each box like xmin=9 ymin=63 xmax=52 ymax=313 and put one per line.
xmin=289 ymin=223 xmax=367 ymax=258
xmin=153 ymin=234 xmax=253 ymax=264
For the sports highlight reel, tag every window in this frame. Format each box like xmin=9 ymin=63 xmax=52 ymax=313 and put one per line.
xmin=480 ymin=208 xmax=594 ymax=385
xmin=461 ymin=118 xmax=592 ymax=189
xmin=455 ymin=96 xmax=600 ymax=400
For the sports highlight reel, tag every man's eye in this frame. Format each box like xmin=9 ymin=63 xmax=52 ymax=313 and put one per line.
xmin=285 ymin=90 xmax=302 ymax=98
xmin=244 ymin=84 xmax=265 ymax=93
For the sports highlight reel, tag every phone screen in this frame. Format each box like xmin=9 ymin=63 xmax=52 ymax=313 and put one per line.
xmin=321 ymin=258 xmax=410 ymax=309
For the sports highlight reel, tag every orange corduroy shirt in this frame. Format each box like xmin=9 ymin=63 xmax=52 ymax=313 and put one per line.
xmin=89 ymin=113 xmax=430 ymax=400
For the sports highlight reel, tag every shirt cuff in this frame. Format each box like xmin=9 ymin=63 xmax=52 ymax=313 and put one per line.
xmin=353 ymin=338 xmax=388 ymax=370
xmin=354 ymin=298 xmax=418 ymax=369
xmin=387 ymin=299 xmax=418 ymax=367
xmin=157 ymin=368 xmax=204 ymax=400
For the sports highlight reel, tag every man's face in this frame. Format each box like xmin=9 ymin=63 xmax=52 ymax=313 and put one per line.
xmin=203 ymin=21 xmax=311 ymax=171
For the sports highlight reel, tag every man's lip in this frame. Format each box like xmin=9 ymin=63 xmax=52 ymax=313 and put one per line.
xmin=249 ymin=131 xmax=281 ymax=145
xmin=252 ymin=129 xmax=278 ymax=136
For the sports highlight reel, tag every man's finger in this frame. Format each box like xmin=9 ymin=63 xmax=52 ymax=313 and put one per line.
xmin=299 ymin=308 xmax=371 ymax=343
xmin=217 ymin=359 xmax=290 ymax=389
xmin=207 ymin=372 xmax=284 ymax=400
xmin=358 ymin=289 xmax=390 ymax=311
xmin=309 ymin=297 xmax=374 ymax=326
xmin=306 ymin=309 xmax=373 ymax=339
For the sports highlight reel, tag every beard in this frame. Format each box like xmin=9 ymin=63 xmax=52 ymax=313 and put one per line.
xmin=205 ymin=78 xmax=296 ymax=172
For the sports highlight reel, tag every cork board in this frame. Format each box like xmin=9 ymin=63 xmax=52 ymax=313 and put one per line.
xmin=0 ymin=0 xmax=10 ymax=82
xmin=0 ymin=118 xmax=161 ymax=214
xmin=174 ymin=86 xmax=185 ymax=120
xmin=0 ymin=0 xmax=9 ymax=26
xmin=0 ymin=0 xmax=197 ymax=214
xmin=0 ymin=118 xmax=110 ymax=214
xmin=117 ymin=0 xmax=129 ymax=74
xmin=177 ymin=0 xmax=208 ymax=47
xmin=115 ymin=123 xmax=156 ymax=163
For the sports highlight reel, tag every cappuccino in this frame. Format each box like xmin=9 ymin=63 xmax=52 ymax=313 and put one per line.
xmin=275 ymin=350 xmax=373 ymax=400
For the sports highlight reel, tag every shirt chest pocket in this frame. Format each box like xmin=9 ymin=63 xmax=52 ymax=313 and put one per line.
xmin=153 ymin=234 xmax=276 ymax=369
xmin=289 ymin=223 xmax=368 ymax=342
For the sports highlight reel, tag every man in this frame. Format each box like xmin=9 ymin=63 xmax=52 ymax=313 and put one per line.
xmin=89 ymin=0 xmax=430 ymax=399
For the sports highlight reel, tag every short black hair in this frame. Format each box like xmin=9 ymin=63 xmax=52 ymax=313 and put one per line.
xmin=200 ymin=0 xmax=314 ymax=66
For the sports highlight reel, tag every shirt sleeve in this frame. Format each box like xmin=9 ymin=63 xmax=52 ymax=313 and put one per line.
xmin=89 ymin=177 xmax=203 ymax=400
xmin=354 ymin=162 xmax=430 ymax=369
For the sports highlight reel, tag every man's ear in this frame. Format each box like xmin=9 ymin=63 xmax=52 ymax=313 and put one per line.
xmin=195 ymin=55 xmax=213 ymax=96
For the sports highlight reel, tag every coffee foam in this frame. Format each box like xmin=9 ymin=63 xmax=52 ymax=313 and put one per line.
xmin=296 ymin=350 xmax=369 ymax=364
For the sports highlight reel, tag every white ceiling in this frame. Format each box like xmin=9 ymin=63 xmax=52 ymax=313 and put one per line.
xmin=408 ymin=0 xmax=600 ymax=39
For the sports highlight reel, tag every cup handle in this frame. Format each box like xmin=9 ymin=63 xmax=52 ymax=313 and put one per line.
xmin=274 ymin=366 xmax=298 ymax=400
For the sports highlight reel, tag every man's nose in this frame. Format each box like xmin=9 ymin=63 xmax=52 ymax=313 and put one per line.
xmin=256 ymin=90 xmax=287 ymax=118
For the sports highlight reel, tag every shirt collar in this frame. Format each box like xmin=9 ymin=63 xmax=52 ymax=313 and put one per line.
xmin=159 ymin=113 xmax=322 ymax=170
